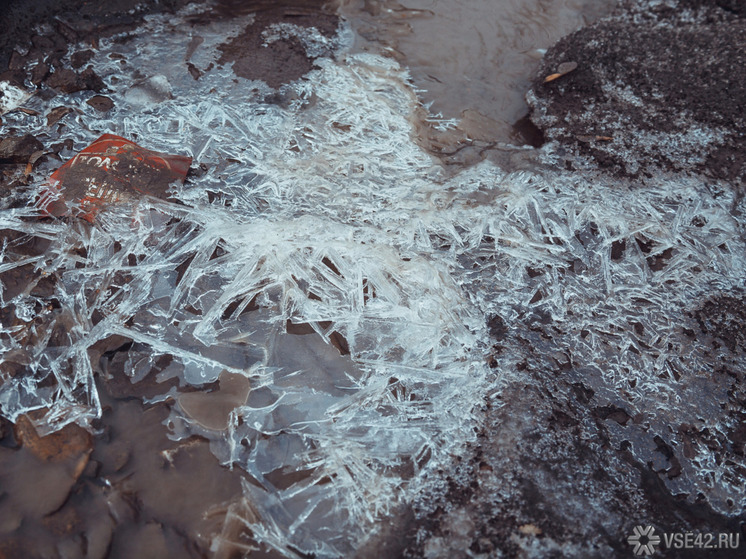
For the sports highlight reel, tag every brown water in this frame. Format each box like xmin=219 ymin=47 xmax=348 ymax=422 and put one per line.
xmin=339 ymin=0 xmax=615 ymax=163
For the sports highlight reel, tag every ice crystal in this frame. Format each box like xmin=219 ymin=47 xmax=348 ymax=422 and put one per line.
xmin=0 ymin=2 xmax=744 ymax=557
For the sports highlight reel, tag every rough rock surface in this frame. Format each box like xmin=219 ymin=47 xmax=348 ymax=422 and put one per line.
xmin=0 ymin=134 xmax=43 ymax=164
xmin=527 ymin=0 xmax=746 ymax=185
xmin=394 ymin=290 xmax=746 ymax=559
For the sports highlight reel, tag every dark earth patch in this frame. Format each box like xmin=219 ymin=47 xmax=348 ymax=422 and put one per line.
xmin=213 ymin=2 xmax=339 ymax=89
xmin=527 ymin=0 xmax=746 ymax=185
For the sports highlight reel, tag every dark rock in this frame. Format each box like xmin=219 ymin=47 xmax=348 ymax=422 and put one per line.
xmin=45 ymin=67 xmax=104 ymax=93
xmin=86 ymin=94 xmax=114 ymax=112
xmin=30 ymin=34 xmax=55 ymax=52
xmin=70 ymin=49 xmax=94 ymax=69
xmin=594 ymin=404 xmax=631 ymax=425
xmin=527 ymin=0 xmax=746 ymax=184
xmin=44 ymin=68 xmax=79 ymax=92
xmin=30 ymin=61 xmax=50 ymax=85
xmin=186 ymin=62 xmax=202 ymax=80
xmin=187 ymin=162 xmax=209 ymax=180
xmin=694 ymin=292 xmax=746 ymax=353
xmin=14 ymin=414 xmax=92 ymax=466
xmin=7 ymin=50 xmax=27 ymax=70
xmin=487 ymin=314 xmax=508 ymax=341
xmin=0 ymin=69 xmax=26 ymax=88
xmin=46 ymin=105 xmax=72 ymax=126
xmin=51 ymin=138 xmax=74 ymax=154
xmin=0 ymin=134 xmax=44 ymax=164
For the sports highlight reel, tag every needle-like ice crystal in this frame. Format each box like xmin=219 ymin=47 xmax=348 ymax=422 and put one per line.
xmin=0 ymin=3 xmax=744 ymax=557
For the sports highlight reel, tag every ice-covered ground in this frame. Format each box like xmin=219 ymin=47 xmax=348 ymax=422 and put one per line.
xmin=0 ymin=3 xmax=744 ymax=557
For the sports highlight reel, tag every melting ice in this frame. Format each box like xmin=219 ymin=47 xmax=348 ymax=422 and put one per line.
xmin=0 ymin=2 xmax=744 ymax=557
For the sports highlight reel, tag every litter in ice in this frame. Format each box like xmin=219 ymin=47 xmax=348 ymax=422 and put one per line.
xmin=36 ymin=134 xmax=192 ymax=222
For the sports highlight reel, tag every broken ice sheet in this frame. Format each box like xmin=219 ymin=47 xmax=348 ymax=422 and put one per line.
xmin=1 ymin=1 xmax=745 ymax=557
xmin=0 ymin=81 xmax=31 ymax=115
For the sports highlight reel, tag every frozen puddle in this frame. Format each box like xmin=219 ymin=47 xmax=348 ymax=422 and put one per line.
xmin=1 ymin=2 xmax=745 ymax=557
xmin=1 ymin=7 xmax=489 ymax=557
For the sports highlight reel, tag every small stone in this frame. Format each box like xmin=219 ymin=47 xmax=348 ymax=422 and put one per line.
xmin=8 ymin=50 xmax=27 ymax=70
xmin=45 ymin=68 xmax=79 ymax=92
xmin=30 ymin=62 xmax=50 ymax=86
xmin=14 ymin=414 xmax=92 ymax=466
xmin=71 ymin=49 xmax=95 ymax=69
xmin=187 ymin=62 xmax=202 ymax=80
xmin=46 ymin=105 xmax=73 ymax=126
xmin=51 ymin=138 xmax=74 ymax=154
xmin=557 ymin=61 xmax=578 ymax=74
xmin=0 ymin=135 xmax=44 ymax=164
xmin=87 ymin=95 xmax=114 ymax=112
xmin=46 ymin=67 xmax=104 ymax=94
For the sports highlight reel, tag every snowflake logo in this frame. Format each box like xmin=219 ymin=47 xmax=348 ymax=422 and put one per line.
xmin=627 ymin=525 xmax=661 ymax=556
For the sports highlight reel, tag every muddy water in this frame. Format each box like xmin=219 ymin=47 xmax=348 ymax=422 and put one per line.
xmin=339 ymin=0 xmax=615 ymax=162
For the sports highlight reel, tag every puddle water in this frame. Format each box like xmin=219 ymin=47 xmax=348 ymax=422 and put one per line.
xmin=0 ymin=1 xmax=745 ymax=558
xmin=339 ymin=0 xmax=615 ymax=161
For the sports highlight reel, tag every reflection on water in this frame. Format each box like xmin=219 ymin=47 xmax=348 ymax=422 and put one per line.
xmin=340 ymin=0 xmax=614 ymax=157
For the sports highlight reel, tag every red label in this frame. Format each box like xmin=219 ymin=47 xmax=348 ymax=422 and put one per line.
xmin=37 ymin=134 xmax=192 ymax=222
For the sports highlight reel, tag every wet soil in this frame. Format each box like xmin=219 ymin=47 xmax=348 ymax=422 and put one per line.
xmin=392 ymin=288 xmax=746 ymax=558
xmin=527 ymin=0 xmax=746 ymax=185
xmin=0 ymin=385 xmax=248 ymax=559
xmin=212 ymin=2 xmax=340 ymax=89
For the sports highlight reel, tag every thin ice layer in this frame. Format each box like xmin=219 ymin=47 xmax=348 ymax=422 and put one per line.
xmin=0 ymin=7 xmax=488 ymax=556
xmin=0 ymin=2 xmax=744 ymax=557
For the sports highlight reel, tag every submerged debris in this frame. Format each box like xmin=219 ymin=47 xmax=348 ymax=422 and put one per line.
xmin=37 ymin=134 xmax=191 ymax=222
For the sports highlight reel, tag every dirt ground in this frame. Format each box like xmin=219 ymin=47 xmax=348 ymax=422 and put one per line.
xmin=527 ymin=0 xmax=746 ymax=186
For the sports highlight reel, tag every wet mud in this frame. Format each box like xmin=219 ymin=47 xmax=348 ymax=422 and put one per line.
xmin=212 ymin=2 xmax=339 ymax=89
xmin=0 ymin=356 xmax=249 ymax=558
xmin=398 ymin=297 xmax=746 ymax=558
xmin=527 ymin=0 xmax=746 ymax=185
